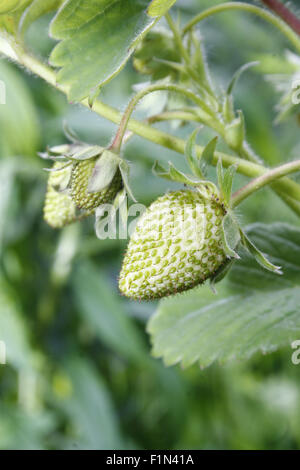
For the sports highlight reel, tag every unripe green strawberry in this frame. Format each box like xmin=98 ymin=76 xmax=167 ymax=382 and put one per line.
xmin=119 ymin=189 xmax=227 ymax=300
xmin=44 ymin=162 xmax=76 ymax=229
xmin=70 ymin=158 xmax=123 ymax=211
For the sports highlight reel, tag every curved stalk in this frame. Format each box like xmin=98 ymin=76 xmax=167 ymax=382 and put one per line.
xmin=110 ymin=83 xmax=217 ymax=152
xmin=182 ymin=2 xmax=300 ymax=54
xmin=232 ymin=160 xmax=300 ymax=207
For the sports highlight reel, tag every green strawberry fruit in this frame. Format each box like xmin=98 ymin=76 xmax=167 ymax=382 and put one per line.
xmin=44 ymin=162 xmax=76 ymax=229
xmin=70 ymin=158 xmax=123 ymax=211
xmin=119 ymin=189 xmax=227 ymax=300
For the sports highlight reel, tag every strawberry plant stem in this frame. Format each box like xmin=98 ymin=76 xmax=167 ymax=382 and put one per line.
xmin=182 ymin=2 xmax=300 ymax=54
xmin=1 ymin=40 xmax=300 ymax=215
xmin=232 ymin=160 xmax=300 ymax=207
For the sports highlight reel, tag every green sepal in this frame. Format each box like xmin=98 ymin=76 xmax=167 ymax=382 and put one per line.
xmin=38 ymin=151 xmax=67 ymax=161
xmin=217 ymin=158 xmax=237 ymax=206
xmin=153 ymin=161 xmax=219 ymax=199
xmin=210 ymin=258 xmax=236 ymax=292
xmin=200 ymin=136 xmax=218 ymax=176
xmin=185 ymin=127 xmax=204 ymax=178
xmin=43 ymin=162 xmax=71 ymax=172
xmin=87 ymin=150 xmax=120 ymax=193
xmin=240 ymin=228 xmax=283 ymax=274
xmin=222 ymin=94 xmax=235 ymax=123
xmin=119 ymin=159 xmax=136 ymax=202
xmin=63 ymin=121 xmax=81 ymax=144
xmin=69 ymin=145 xmax=104 ymax=161
xmin=225 ymin=110 xmax=245 ymax=152
xmin=221 ymin=212 xmax=241 ymax=259
xmin=47 ymin=144 xmax=74 ymax=155
xmin=153 ymin=160 xmax=204 ymax=186
xmin=45 ymin=143 xmax=104 ymax=162
xmin=44 ymin=162 xmax=73 ymax=192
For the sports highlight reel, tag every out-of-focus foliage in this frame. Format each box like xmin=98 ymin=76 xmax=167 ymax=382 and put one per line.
xmin=0 ymin=0 xmax=300 ymax=450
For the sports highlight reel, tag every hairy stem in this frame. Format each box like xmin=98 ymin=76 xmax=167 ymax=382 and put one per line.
xmin=1 ymin=40 xmax=300 ymax=215
xmin=110 ymin=83 xmax=217 ymax=151
xmin=232 ymin=160 xmax=300 ymax=206
xmin=260 ymin=0 xmax=300 ymax=36
xmin=182 ymin=2 xmax=300 ymax=54
xmin=147 ymin=110 xmax=201 ymax=124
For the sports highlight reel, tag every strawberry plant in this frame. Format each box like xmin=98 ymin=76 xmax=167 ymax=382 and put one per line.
xmin=0 ymin=0 xmax=300 ymax=378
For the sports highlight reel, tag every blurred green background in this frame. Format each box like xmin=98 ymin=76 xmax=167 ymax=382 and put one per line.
xmin=0 ymin=0 xmax=300 ymax=449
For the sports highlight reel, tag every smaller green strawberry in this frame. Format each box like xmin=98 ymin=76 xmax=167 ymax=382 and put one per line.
xmin=70 ymin=158 xmax=123 ymax=211
xmin=44 ymin=162 xmax=76 ymax=229
xmin=40 ymin=130 xmax=134 ymax=232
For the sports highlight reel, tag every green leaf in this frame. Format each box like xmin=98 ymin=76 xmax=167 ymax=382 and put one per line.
xmin=147 ymin=0 xmax=176 ymax=17
xmin=19 ymin=0 xmax=63 ymax=36
xmin=152 ymin=160 xmax=210 ymax=188
xmin=0 ymin=0 xmax=32 ymax=34
xmin=50 ymin=0 xmax=156 ymax=101
xmin=0 ymin=0 xmax=30 ymax=14
xmin=148 ymin=223 xmax=300 ymax=369
xmin=0 ymin=61 xmax=40 ymax=156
